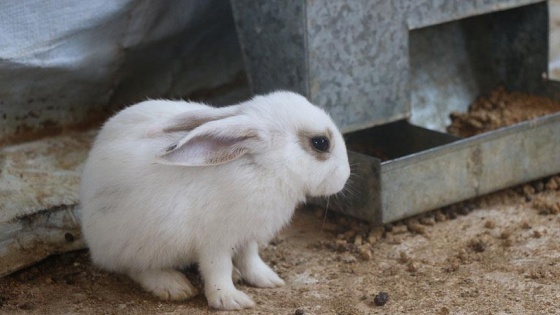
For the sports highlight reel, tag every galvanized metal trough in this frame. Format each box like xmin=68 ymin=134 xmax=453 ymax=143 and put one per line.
xmin=231 ymin=0 xmax=560 ymax=224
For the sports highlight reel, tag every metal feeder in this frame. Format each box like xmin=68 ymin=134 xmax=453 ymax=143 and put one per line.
xmin=231 ymin=0 xmax=560 ymax=224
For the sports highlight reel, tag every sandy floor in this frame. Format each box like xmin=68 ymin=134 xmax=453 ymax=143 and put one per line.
xmin=0 ymin=177 xmax=558 ymax=314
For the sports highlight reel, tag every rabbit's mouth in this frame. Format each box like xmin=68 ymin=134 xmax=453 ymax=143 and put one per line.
xmin=308 ymin=173 xmax=349 ymax=198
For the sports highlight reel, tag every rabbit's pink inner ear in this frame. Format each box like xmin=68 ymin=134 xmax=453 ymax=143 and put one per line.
xmin=157 ymin=134 xmax=254 ymax=166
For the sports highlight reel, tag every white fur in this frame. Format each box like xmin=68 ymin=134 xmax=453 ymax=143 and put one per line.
xmin=80 ymin=92 xmax=350 ymax=310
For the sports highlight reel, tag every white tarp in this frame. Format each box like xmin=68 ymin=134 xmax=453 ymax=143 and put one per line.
xmin=0 ymin=0 xmax=248 ymax=275
xmin=0 ymin=0 xmax=246 ymax=142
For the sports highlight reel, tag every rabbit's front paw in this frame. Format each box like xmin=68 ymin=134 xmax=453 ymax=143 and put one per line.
xmin=242 ymin=260 xmax=285 ymax=288
xmin=235 ymin=242 xmax=285 ymax=288
xmin=206 ymin=288 xmax=255 ymax=310
xmin=131 ymin=269 xmax=198 ymax=301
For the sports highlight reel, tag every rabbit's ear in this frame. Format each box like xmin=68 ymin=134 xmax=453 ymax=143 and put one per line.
xmin=161 ymin=106 xmax=240 ymax=133
xmin=156 ymin=116 xmax=263 ymax=166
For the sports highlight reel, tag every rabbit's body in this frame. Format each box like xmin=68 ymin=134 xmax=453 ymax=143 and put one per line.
xmin=80 ymin=92 xmax=350 ymax=310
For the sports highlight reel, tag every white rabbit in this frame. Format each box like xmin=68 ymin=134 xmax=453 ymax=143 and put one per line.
xmin=80 ymin=91 xmax=350 ymax=310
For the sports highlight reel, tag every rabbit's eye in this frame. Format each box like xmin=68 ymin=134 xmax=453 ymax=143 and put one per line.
xmin=311 ymin=136 xmax=330 ymax=152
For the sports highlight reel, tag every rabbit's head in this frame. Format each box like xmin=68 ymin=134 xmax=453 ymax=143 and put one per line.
xmin=156 ymin=91 xmax=350 ymax=198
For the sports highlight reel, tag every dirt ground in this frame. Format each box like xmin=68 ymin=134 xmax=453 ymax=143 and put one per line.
xmin=1 ymin=88 xmax=559 ymax=314
xmin=0 ymin=181 xmax=559 ymax=315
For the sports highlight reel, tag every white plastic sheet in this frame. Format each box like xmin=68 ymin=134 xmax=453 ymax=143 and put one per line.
xmin=0 ymin=0 xmax=246 ymax=141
